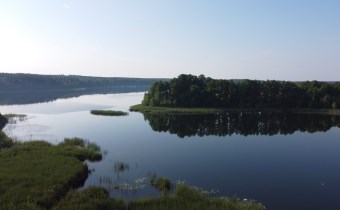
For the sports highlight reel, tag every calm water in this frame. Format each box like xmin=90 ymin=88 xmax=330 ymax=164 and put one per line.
xmin=2 ymin=92 xmax=340 ymax=210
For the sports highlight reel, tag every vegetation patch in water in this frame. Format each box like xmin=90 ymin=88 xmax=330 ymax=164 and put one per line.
xmin=52 ymin=185 xmax=265 ymax=210
xmin=90 ymin=110 xmax=128 ymax=116
xmin=0 ymin=137 xmax=102 ymax=209
xmin=54 ymin=184 xmax=265 ymax=210
xmin=149 ymin=173 xmax=172 ymax=192
xmin=114 ymin=161 xmax=130 ymax=172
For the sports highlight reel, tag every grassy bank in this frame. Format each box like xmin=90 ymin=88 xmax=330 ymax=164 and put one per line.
xmin=0 ymin=138 xmax=102 ymax=210
xmin=130 ymin=104 xmax=238 ymax=114
xmin=0 ymin=139 xmax=265 ymax=210
xmin=130 ymin=104 xmax=340 ymax=116
xmin=53 ymin=185 xmax=265 ymax=210
xmin=90 ymin=110 xmax=129 ymax=116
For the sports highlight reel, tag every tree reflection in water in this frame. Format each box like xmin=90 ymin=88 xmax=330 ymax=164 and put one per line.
xmin=142 ymin=112 xmax=340 ymax=138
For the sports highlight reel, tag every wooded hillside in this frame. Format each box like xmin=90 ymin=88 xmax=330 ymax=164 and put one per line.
xmin=0 ymin=73 xmax=165 ymax=91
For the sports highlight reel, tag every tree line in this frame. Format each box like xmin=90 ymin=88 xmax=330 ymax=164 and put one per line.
xmin=0 ymin=73 xmax=165 ymax=91
xmin=142 ymin=74 xmax=340 ymax=109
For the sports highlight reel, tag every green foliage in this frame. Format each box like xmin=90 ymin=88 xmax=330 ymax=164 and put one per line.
xmin=53 ymin=185 xmax=265 ymax=210
xmin=0 ymin=113 xmax=8 ymax=130
xmin=150 ymin=176 xmax=171 ymax=192
xmin=52 ymin=187 xmax=125 ymax=210
xmin=0 ymin=131 xmax=13 ymax=149
xmin=142 ymin=74 xmax=340 ymax=109
xmin=61 ymin=137 xmax=86 ymax=147
xmin=59 ymin=137 xmax=102 ymax=161
xmin=90 ymin=110 xmax=128 ymax=116
xmin=129 ymin=184 xmax=265 ymax=210
xmin=333 ymin=101 xmax=338 ymax=109
xmin=0 ymin=138 xmax=102 ymax=209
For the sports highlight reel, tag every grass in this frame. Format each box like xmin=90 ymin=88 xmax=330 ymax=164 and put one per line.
xmin=90 ymin=110 xmax=128 ymax=116
xmin=52 ymin=187 xmax=125 ymax=210
xmin=0 ymin=130 xmax=13 ymax=149
xmin=53 ymin=184 xmax=265 ymax=210
xmin=151 ymin=177 xmax=171 ymax=192
xmin=0 ymin=140 xmax=265 ymax=210
xmin=149 ymin=173 xmax=172 ymax=193
xmin=0 ymin=138 xmax=102 ymax=210
xmin=130 ymin=104 xmax=340 ymax=116
xmin=131 ymin=185 xmax=265 ymax=210
xmin=129 ymin=104 xmax=235 ymax=114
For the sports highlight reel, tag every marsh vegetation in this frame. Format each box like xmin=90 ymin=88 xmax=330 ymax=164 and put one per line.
xmin=0 ymin=137 xmax=102 ymax=209
xmin=91 ymin=110 xmax=129 ymax=116
xmin=0 ymin=133 xmax=265 ymax=209
xmin=53 ymin=184 xmax=265 ymax=210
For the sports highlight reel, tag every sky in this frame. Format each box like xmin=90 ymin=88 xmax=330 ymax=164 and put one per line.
xmin=0 ymin=0 xmax=339 ymax=80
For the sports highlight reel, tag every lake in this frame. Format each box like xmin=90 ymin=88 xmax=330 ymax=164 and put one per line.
xmin=1 ymin=92 xmax=340 ymax=210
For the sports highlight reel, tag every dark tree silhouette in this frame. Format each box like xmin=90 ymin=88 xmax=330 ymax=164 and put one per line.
xmin=142 ymin=74 xmax=340 ymax=109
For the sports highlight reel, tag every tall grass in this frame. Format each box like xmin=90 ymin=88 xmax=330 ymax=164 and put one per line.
xmin=129 ymin=184 xmax=265 ymax=210
xmin=54 ymin=184 xmax=265 ymax=210
xmin=0 ymin=138 xmax=102 ymax=210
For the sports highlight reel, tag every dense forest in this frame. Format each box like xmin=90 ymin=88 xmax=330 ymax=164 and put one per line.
xmin=142 ymin=74 xmax=340 ymax=109
xmin=0 ymin=73 xmax=165 ymax=91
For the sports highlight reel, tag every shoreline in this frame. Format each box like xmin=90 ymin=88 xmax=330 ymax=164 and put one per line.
xmin=129 ymin=104 xmax=340 ymax=116
xmin=0 ymin=113 xmax=265 ymax=210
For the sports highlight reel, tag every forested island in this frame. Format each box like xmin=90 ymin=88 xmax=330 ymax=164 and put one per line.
xmin=141 ymin=74 xmax=340 ymax=110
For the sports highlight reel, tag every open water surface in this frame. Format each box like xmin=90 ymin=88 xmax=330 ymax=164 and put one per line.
xmin=1 ymin=92 xmax=340 ymax=210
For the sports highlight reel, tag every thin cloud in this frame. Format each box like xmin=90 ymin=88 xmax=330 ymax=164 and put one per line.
xmin=63 ymin=4 xmax=70 ymax=9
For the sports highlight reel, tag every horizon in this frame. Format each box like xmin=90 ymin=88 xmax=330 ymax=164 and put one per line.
xmin=2 ymin=71 xmax=340 ymax=82
xmin=1 ymin=0 xmax=339 ymax=80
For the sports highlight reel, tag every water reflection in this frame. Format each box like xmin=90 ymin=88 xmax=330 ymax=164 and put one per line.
xmin=142 ymin=112 xmax=340 ymax=137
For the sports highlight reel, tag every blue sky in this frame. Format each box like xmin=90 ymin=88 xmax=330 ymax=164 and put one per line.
xmin=0 ymin=0 xmax=339 ymax=80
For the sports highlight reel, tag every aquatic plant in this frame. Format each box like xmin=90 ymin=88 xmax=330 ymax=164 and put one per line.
xmin=114 ymin=161 xmax=129 ymax=173
xmin=59 ymin=137 xmax=101 ymax=161
xmin=148 ymin=173 xmax=171 ymax=192
xmin=90 ymin=110 xmax=128 ymax=116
